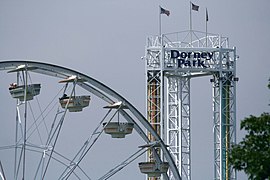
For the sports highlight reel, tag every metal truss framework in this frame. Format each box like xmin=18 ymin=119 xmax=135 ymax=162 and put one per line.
xmin=147 ymin=71 xmax=163 ymax=162
xmin=212 ymin=72 xmax=237 ymax=180
xmin=166 ymin=77 xmax=191 ymax=180
xmin=145 ymin=30 xmax=237 ymax=180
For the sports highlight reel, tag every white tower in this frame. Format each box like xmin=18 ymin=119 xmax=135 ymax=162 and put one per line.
xmin=145 ymin=31 xmax=237 ymax=180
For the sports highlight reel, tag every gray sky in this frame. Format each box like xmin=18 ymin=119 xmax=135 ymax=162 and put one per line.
xmin=0 ymin=0 xmax=269 ymax=179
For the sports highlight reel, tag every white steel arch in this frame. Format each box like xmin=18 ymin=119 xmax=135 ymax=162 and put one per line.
xmin=0 ymin=60 xmax=181 ymax=180
xmin=145 ymin=30 xmax=237 ymax=180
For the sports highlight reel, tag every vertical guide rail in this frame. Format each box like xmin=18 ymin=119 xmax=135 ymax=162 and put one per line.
xmin=167 ymin=76 xmax=191 ymax=180
xmin=224 ymin=77 xmax=230 ymax=179
xmin=179 ymin=77 xmax=191 ymax=180
xmin=212 ymin=48 xmax=237 ymax=180
xmin=220 ymin=73 xmax=233 ymax=180
xmin=212 ymin=72 xmax=220 ymax=180
xmin=220 ymin=74 xmax=225 ymax=180
xmin=212 ymin=74 xmax=221 ymax=180
xmin=146 ymin=34 xmax=164 ymax=180
xmin=147 ymin=70 xmax=162 ymax=180
xmin=167 ymin=77 xmax=181 ymax=179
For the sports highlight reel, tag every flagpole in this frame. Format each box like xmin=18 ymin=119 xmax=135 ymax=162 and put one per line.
xmin=189 ymin=1 xmax=192 ymax=31
xmin=189 ymin=1 xmax=192 ymax=44
xmin=159 ymin=6 xmax=162 ymax=37
xmin=206 ymin=8 xmax=208 ymax=47
xmin=159 ymin=6 xmax=170 ymax=43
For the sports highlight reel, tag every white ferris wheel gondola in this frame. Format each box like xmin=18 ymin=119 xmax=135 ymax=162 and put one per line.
xmin=58 ymin=75 xmax=90 ymax=112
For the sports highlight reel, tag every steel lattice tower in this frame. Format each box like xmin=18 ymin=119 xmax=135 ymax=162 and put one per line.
xmin=145 ymin=31 xmax=238 ymax=180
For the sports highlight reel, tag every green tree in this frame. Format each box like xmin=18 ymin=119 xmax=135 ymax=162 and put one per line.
xmin=229 ymin=81 xmax=270 ymax=180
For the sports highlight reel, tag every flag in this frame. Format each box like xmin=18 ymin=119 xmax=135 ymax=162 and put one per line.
xmin=160 ymin=6 xmax=170 ymax=16
xmin=191 ymin=3 xmax=199 ymax=11
xmin=206 ymin=8 xmax=209 ymax=21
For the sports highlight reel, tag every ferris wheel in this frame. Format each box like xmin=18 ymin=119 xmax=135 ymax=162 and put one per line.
xmin=0 ymin=61 xmax=181 ymax=180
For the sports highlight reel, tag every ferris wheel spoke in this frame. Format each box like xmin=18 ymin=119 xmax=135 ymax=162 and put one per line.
xmin=14 ymin=145 xmax=24 ymax=180
xmin=78 ymin=109 xmax=114 ymax=159
xmin=58 ymin=109 xmax=118 ymax=179
xmin=33 ymin=154 xmax=44 ymax=180
xmin=26 ymin=101 xmax=59 ymax=143
xmin=28 ymin=102 xmax=43 ymax=144
xmin=41 ymin=83 xmax=77 ymax=179
xmin=35 ymin=95 xmax=49 ymax=134
xmin=27 ymin=71 xmax=50 ymax=135
xmin=16 ymin=106 xmax=25 ymax=143
xmin=23 ymin=145 xmax=84 ymax=180
xmin=41 ymin=113 xmax=67 ymax=179
xmin=25 ymin=85 xmax=66 ymax=142
xmin=50 ymin=150 xmax=92 ymax=180
xmin=32 ymin=107 xmax=63 ymax=178
xmin=98 ymin=146 xmax=149 ymax=180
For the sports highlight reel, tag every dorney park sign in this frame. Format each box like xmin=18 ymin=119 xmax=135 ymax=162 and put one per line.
xmin=169 ymin=50 xmax=214 ymax=68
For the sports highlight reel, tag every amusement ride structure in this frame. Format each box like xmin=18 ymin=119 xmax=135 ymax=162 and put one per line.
xmin=145 ymin=30 xmax=238 ymax=180
xmin=0 ymin=61 xmax=181 ymax=180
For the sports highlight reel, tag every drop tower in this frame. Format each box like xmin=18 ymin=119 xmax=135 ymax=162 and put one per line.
xmin=145 ymin=30 xmax=238 ymax=180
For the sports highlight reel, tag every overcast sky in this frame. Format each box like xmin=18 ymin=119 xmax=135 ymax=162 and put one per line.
xmin=0 ymin=0 xmax=269 ymax=179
